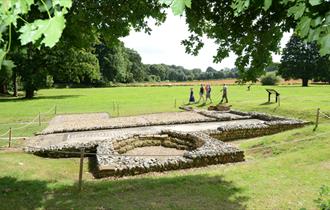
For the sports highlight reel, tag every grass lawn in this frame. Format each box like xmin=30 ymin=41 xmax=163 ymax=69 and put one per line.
xmin=0 ymin=84 xmax=330 ymax=209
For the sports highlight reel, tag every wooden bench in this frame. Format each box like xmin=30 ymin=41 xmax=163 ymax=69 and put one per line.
xmin=266 ymin=89 xmax=280 ymax=103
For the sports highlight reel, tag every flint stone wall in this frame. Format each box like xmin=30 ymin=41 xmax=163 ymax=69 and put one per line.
xmin=95 ymin=131 xmax=244 ymax=178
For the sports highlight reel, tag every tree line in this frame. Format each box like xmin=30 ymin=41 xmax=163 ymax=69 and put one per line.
xmin=0 ymin=40 xmax=239 ymax=98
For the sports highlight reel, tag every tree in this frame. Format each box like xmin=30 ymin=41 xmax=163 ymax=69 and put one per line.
xmin=181 ymin=0 xmax=330 ymax=81
xmin=279 ymin=35 xmax=329 ymax=87
xmin=126 ymin=48 xmax=146 ymax=82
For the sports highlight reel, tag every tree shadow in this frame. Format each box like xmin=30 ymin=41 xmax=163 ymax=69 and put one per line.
xmin=0 ymin=174 xmax=248 ymax=210
xmin=0 ymin=95 xmax=82 ymax=102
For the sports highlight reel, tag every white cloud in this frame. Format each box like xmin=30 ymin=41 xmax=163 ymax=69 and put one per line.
xmin=121 ymin=12 xmax=291 ymax=71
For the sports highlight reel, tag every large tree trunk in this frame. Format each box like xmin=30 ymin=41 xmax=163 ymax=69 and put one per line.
xmin=13 ymin=73 xmax=18 ymax=97
xmin=302 ymin=78 xmax=309 ymax=87
xmin=0 ymin=83 xmax=9 ymax=95
xmin=25 ymin=88 xmax=34 ymax=99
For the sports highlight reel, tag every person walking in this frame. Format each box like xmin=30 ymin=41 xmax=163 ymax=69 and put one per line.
xmin=198 ymin=84 xmax=205 ymax=103
xmin=205 ymin=84 xmax=212 ymax=103
xmin=189 ymin=88 xmax=195 ymax=104
xmin=220 ymin=84 xmax=228 ymax=103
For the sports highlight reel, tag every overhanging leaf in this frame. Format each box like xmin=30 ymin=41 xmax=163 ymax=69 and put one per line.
xmin=296 ymin=16 xmax=311 ymax=37
xmin=264 ymin=0 xmax=272 ymax=11
xmin=287 ymin=2 xmax=306 ymax=20
xmin=18 ymin=11 xmax=66 ymax=47
xmin=172 ymin=0 xmax=185 ymax=15
xmin=319 ymin=34 xmax=330 ymax=56
xmin=309 ymin=0 xmax=322 ymax=6
xmin=41 ymin=12 xmax=66 ymax=47
xmin=184 ymin=0 xmax=191 ymax=8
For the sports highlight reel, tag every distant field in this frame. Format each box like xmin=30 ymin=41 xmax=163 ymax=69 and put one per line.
xmin=0 ymin=84 xmax=330 ymax=210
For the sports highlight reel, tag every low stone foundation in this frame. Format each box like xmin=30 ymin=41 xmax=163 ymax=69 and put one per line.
xmin=25 ymin=109 xmax=308 ymax=178
xmin=95 ymin=131 xmax=244 ymax=178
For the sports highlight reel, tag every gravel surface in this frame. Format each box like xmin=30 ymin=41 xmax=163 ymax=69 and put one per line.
xmin=124 ymin=146 xmax=185 ymax=160
xmin=41 ymin=111 xmax=216 ymax=135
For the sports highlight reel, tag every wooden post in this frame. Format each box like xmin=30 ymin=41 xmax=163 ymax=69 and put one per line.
xmin=39 ymin=112 xmax=41 ymax=126
xmin=8 ymin=128 xmax=12 ymax=148
xmin=174 ymin=99 xmax=177 ymax=108
xmin=78 ymin=148 xmax=85 ymax=192
xmin=268 ymin=92 xmax=271 ymax=102
xmin=117 ymin=103 xmax=119 ymax=116
xmin=313 ymin=108 xmax=320 ymax=131
xmin=54 ymin=105 xmax=57 ymax=115
xmin=113 ymin=101 xmax=115 ymax=113
xmin=278 ymin=95 xmax=280 ymax=107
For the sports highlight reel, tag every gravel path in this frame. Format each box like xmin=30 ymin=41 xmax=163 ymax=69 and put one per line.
xmin=41 ymin=111 xmax=217 ymax=135
xmin=27 ymin=119 xmax=264 ymax=150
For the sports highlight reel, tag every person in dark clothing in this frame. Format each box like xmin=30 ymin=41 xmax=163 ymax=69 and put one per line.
xmin=220 ymin=84 xmax=228 ymax=103
xmin=189 ymin=88 xmax=195 ymax=104
xmin=198 ymin=84 xmax=205 ymax=103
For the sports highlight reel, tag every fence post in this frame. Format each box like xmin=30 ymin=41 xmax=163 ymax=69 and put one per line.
xmin=78 ymin=148 xmax=85 ymax=192
xmin=117 ymin=103 xmax=119 ymax=117
xmin=313 ymin=108 xmax=320 ymax=131
xmin=39 ymin=112 xmax=41 ymax=126
xmin=174 ymin=99 xmax=177 ymax=108
xmin=8 ymin=128 xmax=12 ymax=148
xmin=54 ymin=105 xmax=57 ymax=115
xmin=278 ymin=95 xmax=280 ymax=107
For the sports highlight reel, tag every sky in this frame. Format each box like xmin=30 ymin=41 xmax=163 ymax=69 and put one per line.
xmin=121 ymin=12 xmax=291 ymax=71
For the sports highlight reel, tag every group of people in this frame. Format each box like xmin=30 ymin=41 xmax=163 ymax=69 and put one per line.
xmin=189 ymin=84 xmax=228 ymax=104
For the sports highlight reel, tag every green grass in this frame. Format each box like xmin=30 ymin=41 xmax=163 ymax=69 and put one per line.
xmin=0 ymin=84 xmax=330 ymax=210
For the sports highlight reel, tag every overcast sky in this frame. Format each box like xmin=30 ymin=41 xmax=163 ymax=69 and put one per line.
xmin=121 ymin=12 xmax=291 ymax=71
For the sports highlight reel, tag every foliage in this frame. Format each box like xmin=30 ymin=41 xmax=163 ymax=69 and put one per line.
xmin=0 ymin=0 xmax=73 ymax=69
xmin=279 ymin=35 xmax=329 ymax=87
xmin=182 ymin=0 xmax=330 ymax=82
xmin=260 ymin=72 xmax=281 ymax=86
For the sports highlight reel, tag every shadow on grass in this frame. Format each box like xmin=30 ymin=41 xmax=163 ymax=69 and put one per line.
xmin=0 ymin=95 xmax=82 ymax=102
xmin=0 ymin=174 xmax=248 ymax=210
xmin=259 ymin=102 xmax=276 ymax=106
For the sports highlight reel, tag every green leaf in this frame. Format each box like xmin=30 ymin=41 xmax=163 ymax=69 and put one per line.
xmin=184 ymin=0 xmax=191 ymax=8
xmin=319 ymin=34 xmax=330 ymax=56
xmin=52 ymin=0 xmax=72 ymax=9
xmin=309 ymin=0 xmax=322 ymax=6
xmin=18 ymin=11 xmax=66 ymax=47
xmin=311 ymin=16 xmax=322 ymax=27
xmin=287 ymin=2 xmax=306 ymax=20
xmin=307 ymin=27 xmax=321 ymax=41
xmin=171 ymin=0 xmax=186 ymax=15
xmin=41 ymin=11 xmax=66 ymax=47
xmin=264 ymin=0 xmax=272 ymax=10
xmin=296 ymin=16 xmax=311 ymax=37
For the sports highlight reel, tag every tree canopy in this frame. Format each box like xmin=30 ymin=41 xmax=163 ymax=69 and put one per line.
xmin=0 ymin=0 xmax=329 ymax=84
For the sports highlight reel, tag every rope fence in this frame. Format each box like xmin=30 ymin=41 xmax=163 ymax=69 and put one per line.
xmin=0 ymin=105 xmax=57 ymax=147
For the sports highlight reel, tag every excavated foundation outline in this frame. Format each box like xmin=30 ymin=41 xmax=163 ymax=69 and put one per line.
xmin=25 ymin=109 xmax=308 ymax=178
